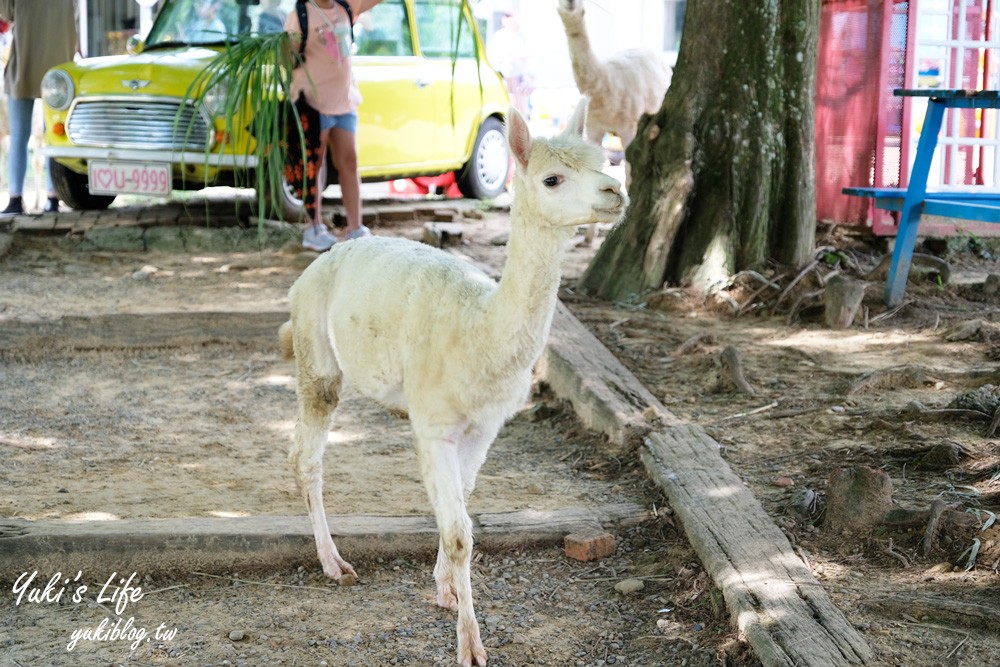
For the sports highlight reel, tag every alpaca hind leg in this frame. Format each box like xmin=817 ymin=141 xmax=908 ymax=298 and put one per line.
xmin=289 ymin=332 xmax=356 ymax=582
xmin=417 ymin=432 xmax=486 ymax=667
xmin=433 ymin=538 xmax=458 ymax=610
xmin=434 ymin=425 xmax=495 ymax=613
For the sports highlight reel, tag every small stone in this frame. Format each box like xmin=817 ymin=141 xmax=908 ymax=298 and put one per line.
xmin=228 ymin=630 xmax=245 ymax=642
xmin=983 ymin=274 xmax=1000 ymax=296
xmin=772 ymin=476 xmax=795 ymax=488
xmin=613 ymin=578 xmax=644 ymax=595
xmin=945 ymin=319 xmax=982 ymax=342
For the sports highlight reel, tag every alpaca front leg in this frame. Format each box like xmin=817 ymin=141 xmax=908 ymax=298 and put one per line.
xmin=418 ymin=440 xmax=486 ymax=667
xmin=291 ymin=417 xmax=356 ymax=584
xmin=434 ymin=538 xmax=458 ymax=611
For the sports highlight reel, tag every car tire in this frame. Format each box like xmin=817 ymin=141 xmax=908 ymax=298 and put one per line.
xmin=457 ymin=116 xmax=509 ymax=200
xmin=50 ymin=160 xmax=115 ymax=211
xmin=261 ymin=170 xmax=305 ymax=223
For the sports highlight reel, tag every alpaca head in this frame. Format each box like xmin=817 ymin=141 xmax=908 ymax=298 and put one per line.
xmin=507 ymin=97 xmax=626 ymax=233
xmin=556 ymin=0 xmax=584 ymax=21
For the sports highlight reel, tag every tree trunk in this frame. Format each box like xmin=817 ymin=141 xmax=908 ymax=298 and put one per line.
xmin=579 ymin=0 xmax=819 ymax=301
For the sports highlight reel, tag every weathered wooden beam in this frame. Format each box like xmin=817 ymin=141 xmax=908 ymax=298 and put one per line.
xmin=0 ymin=504 xmax=647 ymax=582
xmin=543 ymin=301 xmax=680 ymax=453
xmin=544 ymin=305 xmax=875 ymax=666
xmin=0 ymin=311 xmax=288 ymax=353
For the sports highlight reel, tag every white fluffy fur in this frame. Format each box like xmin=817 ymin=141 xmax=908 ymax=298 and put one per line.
xmin=556 ymin=0 xmax=671 ymax=147
xmin=280 ymin=98 xmax=625 ymax=667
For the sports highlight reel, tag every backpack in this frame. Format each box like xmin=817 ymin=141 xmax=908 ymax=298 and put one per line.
xmin=295 ymin=0 xmax=355 ymax=60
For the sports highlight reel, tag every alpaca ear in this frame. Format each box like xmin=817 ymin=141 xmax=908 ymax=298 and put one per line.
xmin=507 ymin=108 xmax=531 ymax=169
xmin=564 ymin=96 xmax=588 ymax=139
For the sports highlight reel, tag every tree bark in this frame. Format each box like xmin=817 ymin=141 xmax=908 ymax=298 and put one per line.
xmin=580 ymin=0 xmax=819 ymax=301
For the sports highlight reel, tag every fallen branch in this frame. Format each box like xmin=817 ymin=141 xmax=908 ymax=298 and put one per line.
xmin=901 ymin=401 xmax=990 ymax=421
xmin=881 ymin=539 xmax=910 ymax=567
xmin=847 ymin=366 xmax=940 ymax=395
xmin=866 ymin=252 xmax=951 ymax=284
xmin=671 ymin=331 xmax=714 ymax=359
xmin=862 ymin=593 xmax=1000 ymax=632
xmin=988 ymin=404 xmax=1000 ymax=438
xmin=921 ymin=499 xmax=951 ymax=557
xmin=191 ymin=571 xmax=336 ymax=594
xmin=775 ymin=259 xmax=819 ymax=309
xmin=713 ymin=401 xmax=779 ymax=423
xmin=868 ymin=300 xmax=913 ymax=324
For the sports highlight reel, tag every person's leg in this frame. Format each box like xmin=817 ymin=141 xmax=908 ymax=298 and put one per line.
xmin=327 ymin=123 xmax=364 ymax=235
xmin=301 ymin=126 xmax=337 ymax=251
xmin=3 ymin=97 xmax=34 ymax=214
xmin=314 ymin=128 xmax=332 ymax=228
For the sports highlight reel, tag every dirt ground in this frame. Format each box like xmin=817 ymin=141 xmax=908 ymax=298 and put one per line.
xmin=2 ymin=195 xmax=1000 ymax=666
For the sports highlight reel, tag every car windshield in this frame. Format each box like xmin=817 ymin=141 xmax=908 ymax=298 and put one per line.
xmin=146 ymin=0 xmax=294 ymax=47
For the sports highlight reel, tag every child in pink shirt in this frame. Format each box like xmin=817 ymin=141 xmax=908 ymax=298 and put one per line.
xmin=285 ymin=0 xmax=384 ymax=250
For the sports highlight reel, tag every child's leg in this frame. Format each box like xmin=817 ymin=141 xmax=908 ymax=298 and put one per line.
xmin=313 ymin=129 xmax=333 ymax=228
xmin=328 ymin=126 xmax=361 ymax=232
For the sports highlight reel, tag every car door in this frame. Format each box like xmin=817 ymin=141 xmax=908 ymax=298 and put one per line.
xmin=353 ymin=0 xmax=439 ymax=174
xmin=409 ymin=0 xmax=483 ymax=166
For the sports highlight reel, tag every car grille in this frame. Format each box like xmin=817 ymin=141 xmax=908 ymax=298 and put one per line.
xmin=66 ymin=99 xmax=210 ymax=151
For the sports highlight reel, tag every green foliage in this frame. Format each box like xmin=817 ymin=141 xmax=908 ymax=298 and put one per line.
xmin=175 ymin=0 xmax=477 ymax=237
xmin=179 ymin=31 xmax=303 ymax=235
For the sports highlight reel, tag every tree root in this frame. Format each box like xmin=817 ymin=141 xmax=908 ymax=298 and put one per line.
xmin=716 ymin=345 xmax=756 ymax=396
xmin=861 ymin=592 xmax=1000 ymax=632
xmin=847 ymin=365 xmax=940 ymax=395
xmin=866 ymin=252 xmax=952 ymax=284
xmin=670 ymin=331 xmax=715 ymax=359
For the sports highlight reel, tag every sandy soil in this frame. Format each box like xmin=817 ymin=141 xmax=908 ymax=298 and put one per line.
xmin=2 ymin=198 xmax=999 ymax=666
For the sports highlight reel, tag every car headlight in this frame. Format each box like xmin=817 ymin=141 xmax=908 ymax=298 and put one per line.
xmin=202 ymin=79 xmax=230 ymax=117
xmin=41 ymin=69 xmax=74 ymax=111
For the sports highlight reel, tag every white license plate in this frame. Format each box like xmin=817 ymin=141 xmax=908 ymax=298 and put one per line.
xmin=88 ymin=160 xmax=172 ymax=197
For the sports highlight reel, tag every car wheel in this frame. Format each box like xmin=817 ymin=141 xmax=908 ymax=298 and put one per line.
xmin=50 ymin=160 xmax=115 ymax=211
xmin=457 ymin=117 xmax=509 ymax=200
xmin=260 ymin=166 xmax=306 ymax=222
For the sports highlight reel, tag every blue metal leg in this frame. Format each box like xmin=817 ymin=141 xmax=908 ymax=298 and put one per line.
xmin=884 ymin=100 xmax=946 ymax=306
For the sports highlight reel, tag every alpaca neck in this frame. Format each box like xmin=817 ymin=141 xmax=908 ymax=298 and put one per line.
xmin=560 ymin=12 xmax=606 ymax=93
xmin=484 ymin=194 xmax=568 ymax=371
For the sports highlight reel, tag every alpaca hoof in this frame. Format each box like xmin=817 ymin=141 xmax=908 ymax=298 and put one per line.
xmin=457 ymin=642 xmax=487 ymax=667
xmin=319 ymin=554 xmax=357 ymax=582
xmin=436 ymin=588 xmax=459 ymax=611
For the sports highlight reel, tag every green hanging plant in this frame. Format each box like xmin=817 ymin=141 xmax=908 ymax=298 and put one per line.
xmin=178 ymin=30 xmax=304 ymax=234
xmin=176 ymin=0 xmax=480 ymax=238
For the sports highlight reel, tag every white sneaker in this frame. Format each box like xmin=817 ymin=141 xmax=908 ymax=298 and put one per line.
xmin=302 ymin=225 xmax=337 ymax=251
xmin=345 ymin=224 xmax=372 ymax=241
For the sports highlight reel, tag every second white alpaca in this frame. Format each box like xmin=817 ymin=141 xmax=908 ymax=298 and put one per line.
xmin=556 ymin=0 xmax=671 ymax=149
xmin=280 ymin=98 xmax=625 ymax=667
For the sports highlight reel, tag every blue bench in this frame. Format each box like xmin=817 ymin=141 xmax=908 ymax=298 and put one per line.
xmin=843 ymin=89 xmax=1000 ymax=306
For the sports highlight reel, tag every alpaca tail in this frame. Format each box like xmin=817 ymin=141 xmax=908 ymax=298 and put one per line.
xmin=279 ymin=321 xmax=294 ymax=360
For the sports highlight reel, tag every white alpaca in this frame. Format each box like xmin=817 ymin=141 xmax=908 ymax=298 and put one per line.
xmin=556 ymin=0 xmax=670 ymax=242
xmin=280 ymin=98 xmax=625 ymax=667
xmin=556 ymin=0 xmax=671 ymax=147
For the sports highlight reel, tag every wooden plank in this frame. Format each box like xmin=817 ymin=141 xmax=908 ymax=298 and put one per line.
xmin=644 ymin=429 xmax=873 ymax=666
xmin=544 ymin=305 xmax=874 ymax=666
xmin=543 ymin=301 xmax=681 ymax=453
xmin=0 ymin=504 xmax=646 ymax=581
xmin=0 ymin=311 xmax=289 ymax=353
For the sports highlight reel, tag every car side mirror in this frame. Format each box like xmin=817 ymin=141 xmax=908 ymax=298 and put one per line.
xmin=126 ymin=35 xmax=145 ymax=55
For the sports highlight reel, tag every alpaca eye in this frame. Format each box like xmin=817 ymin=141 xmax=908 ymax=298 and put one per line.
xmin=542 ymin=175 xmax=562 ymax=187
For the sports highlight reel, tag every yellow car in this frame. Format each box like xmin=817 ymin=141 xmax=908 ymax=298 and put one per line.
xmin=41 ymin=0 xmax=510 ymax=216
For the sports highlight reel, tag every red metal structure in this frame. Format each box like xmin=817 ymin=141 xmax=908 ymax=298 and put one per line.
xmin=816 ymin=0 xmax=1000 ymax=236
